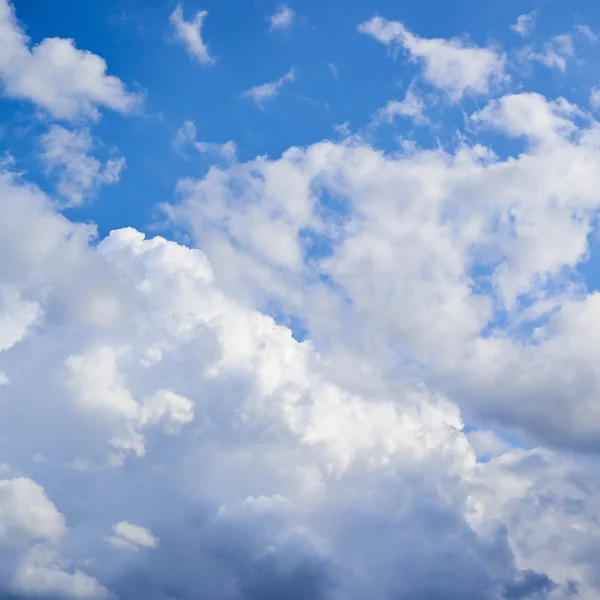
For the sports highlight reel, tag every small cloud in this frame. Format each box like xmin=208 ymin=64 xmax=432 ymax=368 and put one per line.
xmin=511 ymin=12 xmax=537 ymax=37
xmin=327 ymin=62 xmax=339 ymax=80
xmin=333 ymin=122 xmax=351 ymax=137
xmin=269 ymin=5 xmax=295 ymax=32
xmin=375 ymin=88 xmax=429 ymax=126
xmin=576 ymin=24 xmax=598 ymax=43
xmin=521 ymin=34 xmax=574 ymax=72
xmin=590 ymin=87 xmax=600 ymax=109
xmin=40 ymin=125 xmax=125 ymax=207
xmin=358 ymin=16 xmax=506 ymax=100
xmin=242 ymin=68 xmax=296 ymax=108
xmin=170 ymin=4 xmax=215 ymax=65
xmin=174 ymin=120 xmax=237 ymax=163
xmin=107 ymin=521 xmax=159 ymax=551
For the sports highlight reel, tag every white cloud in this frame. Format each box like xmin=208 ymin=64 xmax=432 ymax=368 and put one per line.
xmin=591 ymin=87 xmax=600 ymax=109
xmin=358 ymin=16 xmax=506 ymax=99
xmin=327 ymin=62 xmax=339 ymax=80
xmin=375 ymin=88 xmax=429 ymax=125
xmin=0 ymin=478 xmax=66 ymax=546
xmin=170 ymin=4 xmax=214 ymax=65
xmin=576 ymin=24 xmax=598 ymax=42
xmin=242 ymin=67 xmax=296 ymax=107
xmin=13 ymin=546 xmax=111 ymax=600
xmin=521 ymin=34 xmax=575 ymax=72
xmin=269 ymin=5 xmax=295 ymax=32
xmin=0 ymin=0 xmax=140 ymax=120
xmin=107 ymin=522 xmax=158 ymax=550
xmin=40 ymin=125 xmax=125 ymax=206
xmin=511 ymin=11 xmax=537 ymax=37
xmin=174 ymin=120 xmax=236 ymax=163
xmin=0 ymin=149 xmax=600 ymax=598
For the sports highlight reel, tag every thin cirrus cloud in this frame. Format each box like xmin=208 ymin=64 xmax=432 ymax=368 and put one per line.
xmin=241 ymin=67 xmax=296 ymax=107
xmin=169 ymin=4 xmax=215 ymax=65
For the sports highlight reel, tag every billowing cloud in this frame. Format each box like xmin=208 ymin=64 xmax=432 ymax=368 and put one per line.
xmin=0 ymin=0 xmax=140 ymax=120
xmin=2 ymin=5 xmax=600 ymax=600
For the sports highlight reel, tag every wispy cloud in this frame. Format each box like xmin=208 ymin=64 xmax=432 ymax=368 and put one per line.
xmin=170 ymin=4 xmax=214 ymax=65
xmin=511 ymin=11 xmax=537 ymax=37
xmin=269 ymin=5 xmax=295 ymax=31
xmin=174 ymin=121 xmax=236 ymax=163
xmin=242 ymin=68 xmax=296 ymax=107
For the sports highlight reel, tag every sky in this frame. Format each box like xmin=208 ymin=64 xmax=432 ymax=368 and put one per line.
xmin=2 ymin=0 xmax=600 ymax=598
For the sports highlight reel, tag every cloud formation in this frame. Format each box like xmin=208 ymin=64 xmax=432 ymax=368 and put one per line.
xmin=359 ymin=16 xmax=506 ymax=99
xmin=242 ymin=67 xmax=296 ymax=107
xmin=170 ymin=4 xmax=215 ymax=65
xmin=0 ymin=0 xmax=140 ymax=120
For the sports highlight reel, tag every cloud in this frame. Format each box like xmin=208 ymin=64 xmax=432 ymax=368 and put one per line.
xmin=269 ymin=5 xmax=295 ymax=32
xmin=174 ymin=120 xmax=237 ymax=163
xmin=521 ymin=34 xmax=575 ymax=72
xmin=511 ymin=12 xmax=537 ymax=37
xmin=375 ymin=88 xmax=429 ymax=125
xmin=107 ymin=522 xmax=159 ymax=551
xmin=358 ymin=16 xmax=506 ymax=99
xmin=170 ymin=4 xmax=214 ymax=65
xmin=0 ymin=0 xmax=140 ymax=120
xmin=242 ymin=67 xmax=296 ymax=107
xmin=40 ymin=125 xmax=125 ymax=206
xmin=169 ymin=90 xmax=600 ymax=460
xmin=327 ymin=62 xmax=339 ymax=80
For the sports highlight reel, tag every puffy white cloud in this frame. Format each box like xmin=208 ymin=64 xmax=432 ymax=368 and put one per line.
xmin=0 ymin=0 xmax=140 ymax=120
xmin=40 ymin=125 xmax=125 ymax=206
xmin=0 ymin=478 xmax=66 ymax=547
xmin=169 ymin=90 xmax=600 ymax=460
xmin=358 ymin=16 xmax=506 ymax=99
xmin=170 ymin=4 xmax=215 ymax=66
xmin=242 ymin=68 xmax=296 ymax=107
xmin=13 ymin=546 xmax=112 ymax=600
xmin=269 ymin=5 xmax=295 ymax=32
xmin=0 ymin=157 xmax=572 ymax=599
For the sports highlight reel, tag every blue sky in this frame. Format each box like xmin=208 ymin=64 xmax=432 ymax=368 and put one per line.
xmin=4 ymin=0 xmax=600 ymax=598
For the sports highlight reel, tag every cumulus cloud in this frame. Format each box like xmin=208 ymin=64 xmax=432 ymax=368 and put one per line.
xmin=0 ymin=0 xmax=140 ymax=120
xmin=170 ymin=4 xmax=215 ymax=65
xmin=40 ymin=125 xmax=125 ymax=206
xmin=358 ymin=16 xmax=506 ymax=99
xmin=242 ymin=67 xmax=296 ymax=107
xmin=4 ymin=6 xmax=600 ymax=600
xmin=269 ymin=5 xmax=295 ymax=32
